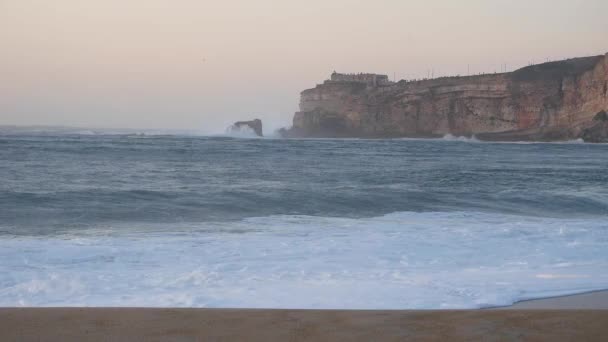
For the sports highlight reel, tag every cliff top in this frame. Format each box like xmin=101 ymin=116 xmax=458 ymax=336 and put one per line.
xmin=303 ymin=54 xmax=606 ymax=93
xmin=511 ymin=55 xmax=605 ymax=81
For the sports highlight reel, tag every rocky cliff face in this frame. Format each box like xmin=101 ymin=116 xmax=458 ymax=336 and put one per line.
xmin=287 ymin=54 xmax=608 ymax=141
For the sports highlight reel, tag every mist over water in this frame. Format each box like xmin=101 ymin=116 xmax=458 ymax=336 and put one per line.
xmin=1 ymin=131 xmax=608 ymax=308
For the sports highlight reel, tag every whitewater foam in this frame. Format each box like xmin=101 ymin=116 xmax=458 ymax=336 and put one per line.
xmin=1 ymin=211 xmax=607 ymax=309
xmin=442 ymin=134 xmax=481 ymax=142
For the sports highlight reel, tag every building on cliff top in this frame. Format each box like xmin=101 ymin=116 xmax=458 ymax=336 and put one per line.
xmin=330 ymin=72 xmax=393 ymax=87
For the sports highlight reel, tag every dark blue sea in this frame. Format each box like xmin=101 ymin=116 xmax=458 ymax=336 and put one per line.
xmin=1 ymin=128 xmax=607 ymax=308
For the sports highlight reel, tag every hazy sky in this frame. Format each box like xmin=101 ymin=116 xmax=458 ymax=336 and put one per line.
xmin=1 ymin=0 xmax=606 ymax=133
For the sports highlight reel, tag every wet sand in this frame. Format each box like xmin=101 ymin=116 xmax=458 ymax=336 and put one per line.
xmin=505 ymin=290 xmax=608 ymax=310
xmin=1 ymin=291 xmax=608 ymax=341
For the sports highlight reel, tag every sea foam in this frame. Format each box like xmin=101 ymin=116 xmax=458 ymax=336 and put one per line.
xmin=1 ymin=211 xmax=607 ymax=309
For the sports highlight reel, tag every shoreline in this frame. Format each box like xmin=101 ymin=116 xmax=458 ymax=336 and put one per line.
xmin=2 ymin=291 xmax=607 ymax=341
xmin=501 ymin=289 xmax=608 ymax=309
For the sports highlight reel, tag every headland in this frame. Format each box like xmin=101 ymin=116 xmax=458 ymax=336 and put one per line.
xmin=282 ymin=54 xmax=608 ymax=142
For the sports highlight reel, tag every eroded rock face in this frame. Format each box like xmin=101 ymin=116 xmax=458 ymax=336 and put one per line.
xmin=286 ymin=54 xmax=608 ymax=141
xmin=231 ymin=119 xmax=263 ymax=137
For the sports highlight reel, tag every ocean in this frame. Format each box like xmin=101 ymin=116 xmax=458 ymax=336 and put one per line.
xmin=1 ymin=129 xmax=608 ymax=309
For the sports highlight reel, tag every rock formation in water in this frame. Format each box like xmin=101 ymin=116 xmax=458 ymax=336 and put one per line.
xmin=231 ymin=119 xmax=263 ymax=137
xmin=581 ymin=111 xmax=608 ymax=143
xmin=283 ymin=54 xmax=608 ymax=142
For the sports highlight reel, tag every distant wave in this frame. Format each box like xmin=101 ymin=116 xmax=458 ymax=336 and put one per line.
xmin=222 ymin=124 xmax=263 ymax=139
xmin=442 ymin=134 xmax=481 ymax=142
xmin=440 ymin=134 xmax=588 ymax=144
xmin=1 ymin=126 xmax=600 ymax=144
xmin=501 ymin=138 xmax=586 ymax=145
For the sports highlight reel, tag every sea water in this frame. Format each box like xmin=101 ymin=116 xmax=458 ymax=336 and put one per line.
xmin=1 ymin=129 xmax=607 ymax=308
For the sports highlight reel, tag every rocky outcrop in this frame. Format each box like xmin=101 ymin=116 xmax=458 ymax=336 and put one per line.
xmin=285 ymin=54 xmax=608 ymax=142
xmin=581 ymin=111 xmax=608 ymax=143
xmin=230 ymin=119 xmax=263 ymax=137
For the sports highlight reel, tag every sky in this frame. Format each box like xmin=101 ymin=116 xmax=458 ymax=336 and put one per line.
xmin=1 ymin=0 xmax=607 ymax=133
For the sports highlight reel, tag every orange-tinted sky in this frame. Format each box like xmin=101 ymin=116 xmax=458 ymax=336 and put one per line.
xmin=1 ymin=0 xmax=606 ymax=132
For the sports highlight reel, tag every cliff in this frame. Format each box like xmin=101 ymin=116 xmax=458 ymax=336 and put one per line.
xmin=287 ymin=54 xmax=608 ymax=141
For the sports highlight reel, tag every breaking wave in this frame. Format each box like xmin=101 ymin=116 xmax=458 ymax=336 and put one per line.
xmin=223 ymin=124 xmax=262 ymax=139
xmin=442 ymin=134 xmax=480 ymax=142
xmin=1 ymin=211 xmax=607 ymax=309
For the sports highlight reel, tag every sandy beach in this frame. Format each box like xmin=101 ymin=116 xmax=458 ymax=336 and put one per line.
xmin=1 ymin=291 xmax=608 ymax=341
